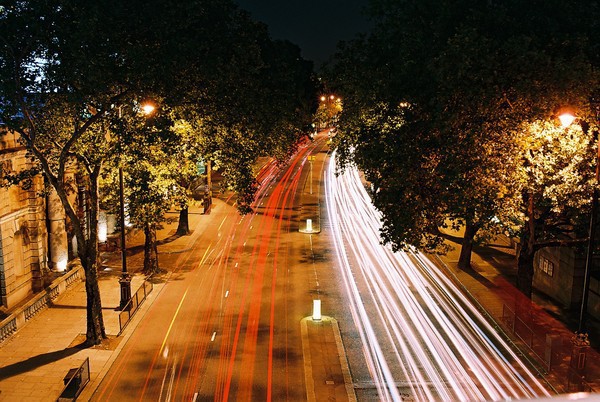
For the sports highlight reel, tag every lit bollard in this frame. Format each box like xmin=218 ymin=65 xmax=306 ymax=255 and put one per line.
xmin=306 ymin=219 xmax=313 ymax=232
xmin=312 ymin=299 xmax=321 ymax=321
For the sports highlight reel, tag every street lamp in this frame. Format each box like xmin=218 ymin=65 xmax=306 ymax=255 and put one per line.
xmin=560 ymin=110 xmax=596 ymax=390
xmin=560 ymin=111 xmax=597 ymax=337
xmin=118 ymin=101 xmax=156 ymax=310
xmin=118 ymin=165 xmax=131 ymax=310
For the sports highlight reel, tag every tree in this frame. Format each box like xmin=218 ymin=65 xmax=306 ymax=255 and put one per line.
xmin=512 ymin=120 xmax=595 ymax=296
xmin=1 ymin=0 xmax=318 ymax=346
xmin=327 ymin=0 xmax=599 ymax=296
xmin=0 ymin=0 xmax=139 ymax=345
xmin=107 ymin=102 xmax=179 ymax=275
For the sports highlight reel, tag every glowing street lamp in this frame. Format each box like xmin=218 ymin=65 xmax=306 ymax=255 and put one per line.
xmin=118 ymin=101 xmax=156 ymax=310
xmin=560 ymin=111 xmax=596 ymax=334
xmin=142 ymin=103 xmax=156 ymax=115
xmin=559 ymin=112 xmax=576 ymax=128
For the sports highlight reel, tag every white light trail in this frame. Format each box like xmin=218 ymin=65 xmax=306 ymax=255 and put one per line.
xmin=325 ymin=152 xmax=551 ymax=401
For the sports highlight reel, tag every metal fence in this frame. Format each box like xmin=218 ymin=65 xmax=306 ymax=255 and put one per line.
xmin=118 ymin=280 xmax=153 ymax=335
xmin=501 ymin=303 xmax=563 ymax=372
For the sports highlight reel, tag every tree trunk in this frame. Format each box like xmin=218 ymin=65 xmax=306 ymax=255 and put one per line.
xmin=516 ymin=193 xmax=536 ymax=298
xmin=516 ymin=243 xmax=535 ymax=298
xmin=176 ymin=206 xmax=190 ymax=235
xmin=143 ymin=223 xmax=160 ymax=275
xmin=50 ymin=166 xmax=106 ymax=346
xmin=82 ymin=251 xmax=106 ymax=345
xmin=458 ymin=221 xmax=479 ymax=269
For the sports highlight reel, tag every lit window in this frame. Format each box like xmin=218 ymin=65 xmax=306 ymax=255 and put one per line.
xmin=539 ymin=256 xmax=554 ymax=277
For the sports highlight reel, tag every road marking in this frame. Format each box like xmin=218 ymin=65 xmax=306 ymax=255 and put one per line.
xmin=225 ymin=290 xmax=229 ymax=298
xmin=218 ymin=217 xmax=227 ymax=231
xmin=160 ymin=289 xmax=188 ymax=355
xmin=197 ymin=244 xmax=213 ymax=269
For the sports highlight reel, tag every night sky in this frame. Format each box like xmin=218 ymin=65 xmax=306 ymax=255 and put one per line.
xmin=233 ymin=0 xmax=372 ymax=68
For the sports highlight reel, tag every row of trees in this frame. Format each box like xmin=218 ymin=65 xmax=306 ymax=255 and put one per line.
xmin=0 ymin=0 xmax=317 ymax=344
xmin=327 ymin=0 xmax=599 ymax=298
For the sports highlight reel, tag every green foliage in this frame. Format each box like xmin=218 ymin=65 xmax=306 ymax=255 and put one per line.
xmin=327 ymin=0 xmax=599 ymax=259
xmin=1 ymin=0 xmax=318 ymax=341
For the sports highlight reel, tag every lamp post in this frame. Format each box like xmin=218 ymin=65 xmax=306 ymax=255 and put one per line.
xmin=560 ymin=112 xmax=597 ymax=336
xmin=580 ymin=122 xmax=598 ymax=337
xmin=560 ymin=111 xmax=596 ymax=390
xmin=117 ymin=101 xmax=156 ymax=310
xmin=118 ymin=166 xmax=131 ymax=310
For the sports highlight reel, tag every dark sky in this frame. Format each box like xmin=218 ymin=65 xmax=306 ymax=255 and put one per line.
xmin=234 ymin=0 xmax=372 ymax=68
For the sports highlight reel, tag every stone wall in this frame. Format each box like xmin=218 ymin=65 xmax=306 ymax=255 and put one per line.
xmin=534 ymin=246 xmax=599 ymax=321
xmin=0 ymin=130 xmax=49 ymax=309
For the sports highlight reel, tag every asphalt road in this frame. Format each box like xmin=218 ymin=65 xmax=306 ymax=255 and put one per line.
xmin=90 ymin=129 xmax=553 ymax=402
xmin=92 ymin=132 xmax=344 ymax=401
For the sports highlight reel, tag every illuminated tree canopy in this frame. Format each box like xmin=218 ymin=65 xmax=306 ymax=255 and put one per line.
xmin=328 ymin=0 xmax=599 ymax=296
xmin=0 ymin=0 xmax=317 ymax=343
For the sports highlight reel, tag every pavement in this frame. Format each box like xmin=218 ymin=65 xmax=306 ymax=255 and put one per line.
xmin=0 ymin=191 xmax=599 ymax=400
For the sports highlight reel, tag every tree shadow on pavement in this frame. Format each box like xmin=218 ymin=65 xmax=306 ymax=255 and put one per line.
xmin=0 ymin=343 xmax=85 ymax=380
xmin=125 ymin=233 xmax=186 ymax=257
xmin=438 ymin=231 xmax=515 ymax=289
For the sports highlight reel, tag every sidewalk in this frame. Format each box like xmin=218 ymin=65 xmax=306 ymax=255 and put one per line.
xmin=436 ymin=232 xmax=600 ymax=394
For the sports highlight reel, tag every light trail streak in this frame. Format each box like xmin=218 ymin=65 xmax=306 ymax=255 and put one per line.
xmin=325 ymin=151 xmax=551 ymax=401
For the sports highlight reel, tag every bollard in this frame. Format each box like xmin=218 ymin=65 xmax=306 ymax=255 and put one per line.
xmin=312 ymin=299 xmax=321 ymax=321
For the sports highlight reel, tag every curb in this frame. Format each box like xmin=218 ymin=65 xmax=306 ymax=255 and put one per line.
xmin=301 ymin=315 xmax=357 ymax=402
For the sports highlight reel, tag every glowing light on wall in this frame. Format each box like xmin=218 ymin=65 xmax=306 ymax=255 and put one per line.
xmin=98 ymin=212 xmax=108 ymax=242
xmin=55 ymin=255 xmax=68 ymax=272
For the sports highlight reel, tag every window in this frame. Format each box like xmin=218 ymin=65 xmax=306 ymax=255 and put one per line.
xmin=539 ymin=256 xmax=554 ymax=277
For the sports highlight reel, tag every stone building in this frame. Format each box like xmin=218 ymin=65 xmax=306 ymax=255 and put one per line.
xmin=534 ymin=246 xmax=600 ymax=322
xmin=0 ymin=128 xmax=69 ymax=310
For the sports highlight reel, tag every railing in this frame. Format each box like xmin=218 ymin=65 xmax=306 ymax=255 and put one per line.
xmin=0 ymin=266 xmax=84 ymax=344
xmin=502 ymin=303 xmax=560 ymax=372
xmin=24 ymin=294 xmax=51 ymax=320
xmin=567 ymin=367 xmax=595 ymax=393
xmin=118 ymin=280 xmax=153 ymax=335
xmin=0 ymin=317 xmax=17 ymax=343
xmin=502 ymin=304 xmax=534 ymax=348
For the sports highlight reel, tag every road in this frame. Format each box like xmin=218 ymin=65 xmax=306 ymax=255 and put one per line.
xmin=325 ymin=150 xmax=552 ymax=401
xmin=92 ymin=132 xmax=341 ymax=401
xmin=93 ymin=131 xmax=553 ymax=402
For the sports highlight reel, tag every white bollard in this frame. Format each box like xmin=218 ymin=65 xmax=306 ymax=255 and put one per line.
xmin=312 ymin=299 xmax=321 ymax=321
xmin=306 ymin=219 xmax=313 ymax=232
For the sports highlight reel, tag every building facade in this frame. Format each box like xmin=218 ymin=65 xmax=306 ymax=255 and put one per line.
xmin=0 ymin=129 xmax=70 ymax=310
xmin=534 ymin=246 xmax=600 ymax=322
